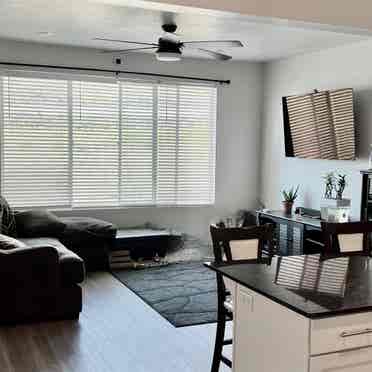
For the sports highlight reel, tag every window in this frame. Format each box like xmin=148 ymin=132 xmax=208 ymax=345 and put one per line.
xmin=0 ymin=73 xmax=217 ymax=208
xmin=72 ymin=80 xmax=120 ymax=207
xmin=121 ymin=82 xmax=155 ymax=205
xmin=1 ymin=76 xmax=70 ymax=207
xmin=157 ymin=85 xmax=216 ymax=205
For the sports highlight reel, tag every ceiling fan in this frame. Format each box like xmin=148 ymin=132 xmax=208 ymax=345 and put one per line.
xmin=94 ymin=24 xmax=243 ymax=62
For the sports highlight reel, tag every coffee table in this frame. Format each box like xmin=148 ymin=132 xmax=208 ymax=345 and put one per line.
xmin=113 ymin=228 xmax=181 ymax=260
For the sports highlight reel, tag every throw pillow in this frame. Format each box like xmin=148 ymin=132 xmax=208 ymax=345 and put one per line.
xmin=15 ymin=210 xmax=66 ymax=238
xmin=0 ymin=233 xmax=27 ymax=250
xmin=0 ymin=196 xmax=17 ymax=237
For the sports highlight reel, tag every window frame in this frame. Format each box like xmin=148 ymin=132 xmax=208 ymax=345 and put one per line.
xmin=0 ymin=70 xmax=217 ymax=210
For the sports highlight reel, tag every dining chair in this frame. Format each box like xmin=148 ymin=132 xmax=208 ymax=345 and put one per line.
xmin=209 ymin=223 xmax=274 ymax=372
xmin=321 ymin=221 xmax=372 ymax=259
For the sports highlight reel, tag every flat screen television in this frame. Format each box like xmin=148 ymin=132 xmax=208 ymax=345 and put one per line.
xmin=282 ymin=88 xmax=356 ymax=160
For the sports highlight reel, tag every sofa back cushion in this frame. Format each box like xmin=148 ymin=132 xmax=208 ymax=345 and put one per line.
xmin=59 ymin=217 xmax=117 ymax=243
xmin=15 ymin=210 xmax=66 ymax=238
xmin=0 ymin=196 xmax=17 ymax=237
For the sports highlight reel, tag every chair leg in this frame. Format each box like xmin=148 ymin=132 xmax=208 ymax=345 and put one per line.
xmin=211 ymin=312 xmax=226 ymax=372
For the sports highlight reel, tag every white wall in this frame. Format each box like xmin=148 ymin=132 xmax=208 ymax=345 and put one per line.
xmin=260 ymin=39 xmax=372 ymax=218
xmin=0 ymin=40 xmax=263 ymax=241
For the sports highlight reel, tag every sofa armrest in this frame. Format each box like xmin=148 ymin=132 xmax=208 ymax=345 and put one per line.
xmin=0 ymin=246 xmax=59 ymax=292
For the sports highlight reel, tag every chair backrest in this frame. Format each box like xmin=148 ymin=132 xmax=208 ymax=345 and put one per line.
xmin=321 ymin=221 xmax=372 ymax=258
xmin=210 ymin=224 xmax=274 ymax=264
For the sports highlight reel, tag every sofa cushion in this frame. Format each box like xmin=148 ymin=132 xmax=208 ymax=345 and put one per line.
xmin=59 ymin=217 xmax=117 ymax=241
xmin=0 ymin=233 xmax=27 ymax=250
xmin=0 ymin=196 xmax=17 ymax=237
xmin=18 ymin=237 xmax=85 ymax=285
xmin=15 ymin=210 xmax=66 ymax=238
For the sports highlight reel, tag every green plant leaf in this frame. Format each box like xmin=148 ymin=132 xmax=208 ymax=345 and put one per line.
xmin=282 ymin=185 xmax=299 ymax=202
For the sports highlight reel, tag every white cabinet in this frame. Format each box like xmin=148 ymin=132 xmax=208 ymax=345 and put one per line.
xmin=233 ymin=284 xmax=309 ymax=372
xmin=310 ymin=348 xmax=372 ymax=372
xmin=311 ymin=313 xmax=372 ymax=355
xmin=232 ymin=283 xmax=372 ymax=372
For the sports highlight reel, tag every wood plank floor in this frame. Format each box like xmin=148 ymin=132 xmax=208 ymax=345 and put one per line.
xmin=0 ymin=272 xmax=231 ymax=372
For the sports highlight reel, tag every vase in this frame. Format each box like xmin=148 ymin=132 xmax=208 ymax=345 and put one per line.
xmin=320 ymin=198 xmax=351 ymax=221
xmin=282 ymin=201 xmax=293 ymax=215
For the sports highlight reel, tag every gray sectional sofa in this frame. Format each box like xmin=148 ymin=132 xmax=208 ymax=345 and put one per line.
xmin=0 ymin=198 xmax=117 ymax=324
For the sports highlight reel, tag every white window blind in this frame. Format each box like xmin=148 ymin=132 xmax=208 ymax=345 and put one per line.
xmin=72 ymin=80 xmax=119 ymax=207
xmin=157 ymin=85 xmax=178 ymax=205
xmin=0 ymin=72 xmax=217 ymax=209
xmin=177 ymin=85 xmax=216 ymax=204
xmin=121 ymin=82 xmax=154 ymax=205
xmin=157 ymin=84 xmax=216 ymax=205
xmin=1 ymin=76 xmax=70 ymax=207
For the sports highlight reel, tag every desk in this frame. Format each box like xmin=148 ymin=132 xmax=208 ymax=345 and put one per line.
xmin=256 ymin=210 xmax=323 ymax=256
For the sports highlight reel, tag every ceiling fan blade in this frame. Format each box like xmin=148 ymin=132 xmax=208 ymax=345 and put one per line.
xmin=94 ymin=37 xmax=158 ymax=47
xmin=183 ymin=40 xmax=243 ymax=48
xmin=197 ymin=48 xmax=232 ymax=61
xmin=101 ymin=47 xmax=158 ymax=54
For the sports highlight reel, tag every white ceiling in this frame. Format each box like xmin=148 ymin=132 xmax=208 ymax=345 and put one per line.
xmin=0 ymin=0 xmax=369 ymax=62
xmin=110 ymin=0 xmax=372 ymax=32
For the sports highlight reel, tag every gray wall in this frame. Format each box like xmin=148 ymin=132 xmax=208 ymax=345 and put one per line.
xmin=260 ymin=39 xmax=372 ymax=218
xmin=0 ymin=40 xmax=263 ymax=241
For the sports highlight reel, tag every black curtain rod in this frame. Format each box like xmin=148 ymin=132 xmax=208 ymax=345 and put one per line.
xmin=0 ymin=62 xmax=230 ymax=85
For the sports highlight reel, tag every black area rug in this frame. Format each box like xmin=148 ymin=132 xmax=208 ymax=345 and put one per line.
xmin=111 ymin=261 xmax=217 ymax=327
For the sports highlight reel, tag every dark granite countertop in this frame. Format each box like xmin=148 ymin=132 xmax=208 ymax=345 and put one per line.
xmin=206 ymin=255 xmax=372 ymax=318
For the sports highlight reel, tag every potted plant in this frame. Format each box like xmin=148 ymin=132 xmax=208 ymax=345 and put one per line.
xmin=320 ymin=172 xmax=350 ymax=221
xmin=281 ymin=185 xmax=299 ymax=215
xmin=323 ymin=172 xmax=336 ymax=199
xmin=336 ymin=173 xmax=347 ymax=200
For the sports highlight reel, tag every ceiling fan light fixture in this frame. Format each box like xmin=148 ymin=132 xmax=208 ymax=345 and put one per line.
xmin=156 ymin=51 xmax=181 ymax=62
xmin=156 ymin=40 xmax=182 ymax=62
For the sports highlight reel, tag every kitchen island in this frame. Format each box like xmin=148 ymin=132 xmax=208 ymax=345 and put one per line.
xmin=206 ymin=254 xmax=372 ymax=372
